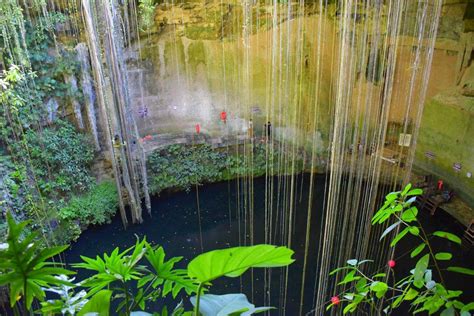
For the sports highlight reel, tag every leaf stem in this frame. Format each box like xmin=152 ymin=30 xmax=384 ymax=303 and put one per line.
xmin=415 ymin=221 xmax=445 ymax=286
xmin=194 ymin=283 xmax=204 ymax=316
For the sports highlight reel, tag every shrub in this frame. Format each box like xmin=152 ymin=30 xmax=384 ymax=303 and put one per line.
xmin=59 ymin=181 xmax=118 ymax=226
xmin=147 ymin=144 xmax=227 ymax=193
xmin=147 ymin=143 xmax=305 ymax=195
xmin=23 ymin=120 xmax=94 ymax=194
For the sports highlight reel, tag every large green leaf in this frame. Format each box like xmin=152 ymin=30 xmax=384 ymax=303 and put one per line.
xmin=190 ymin=293 xmax=273 ymax=316
xmin=77 ymin=290 xmax=112 ymax=316
xmin=188 ymin=245 xmax=294 ymax=283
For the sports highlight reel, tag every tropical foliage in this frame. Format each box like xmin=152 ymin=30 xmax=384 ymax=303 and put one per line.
xmin=0 ymin=8 xmax=106 ymax=245
xmin=21 ymin=121 xmax=94 ymax=195
xmin=0 ymin=212 xmax=295 ymax=315
xmin=328 ymin=184 xmax=474 ymax=315
xmin=59 ymin=181 xmax=118 ymax=227
xmin=0 ymin=213 xmax=73 ymax=312
xmin=138 ymin=0 xmax=157 ymax=32
xmin=147 ymin=143 xmax=305 ymax=195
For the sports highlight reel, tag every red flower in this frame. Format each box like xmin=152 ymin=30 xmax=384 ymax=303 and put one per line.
xmin=331 ymin=296 xmax=340 ymax=305
xmin=388 ymin=260 xmax=396 ymax=268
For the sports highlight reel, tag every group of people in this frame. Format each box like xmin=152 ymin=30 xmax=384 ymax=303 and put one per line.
xmin=133 ymin=107 xmax=273 ymax=141
xmin=218 ymin=110 xmax=273 ymax=142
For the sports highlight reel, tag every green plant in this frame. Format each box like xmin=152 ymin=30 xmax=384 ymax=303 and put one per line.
xmin=0 ymin=212 xmax=74 ymax=312
xmin=138 ymin=0 xmax=157 ymax=32
xmin=22 ymin=120 xmax=94 ymax=195
xmin=1 ymin=213 xmax=295 ymax=315
xmin=188 ymin=244 xmax=295 ymax=315
xmin=190 ymin=293 xmax=272 ymax=316
xmin=73 ymin=237 xmax=199 ymax=315
xmin=147 ymin=143 xmax=304 ymax=195
xmin=328 ymin=184 xmax=474 ymax=315
xmin=40 ymin=275 xmax=88 ymax=315
xmin=59 ymin=181 xmax=118 ymax=226
xmin=147 ymin=144 xmax=227 ymax=194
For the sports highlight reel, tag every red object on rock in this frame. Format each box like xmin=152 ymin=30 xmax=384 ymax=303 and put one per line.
xmin=220 ymin=111 xmax=227 ymax=123
xmin=388 ymin=260 xmax=396 ymax=268
xmin=195 ymin=124 xmax=201 ymax=134
xmin=437 ymin=180 xmax=443 ymax=191
xmin=145 ymin=135 xmax=153 ymax=141
xmin=331 ymin=296 xmax=340 ymax=305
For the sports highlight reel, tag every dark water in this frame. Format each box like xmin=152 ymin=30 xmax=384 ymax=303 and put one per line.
xmin=64 ymin=175 xmax=474 ymax=315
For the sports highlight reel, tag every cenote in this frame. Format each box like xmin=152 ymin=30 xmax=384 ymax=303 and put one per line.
xmin=63 ymin=175 xmax=474 ymax=314
xmin=1 ymin=0 xmax=474 ymax=315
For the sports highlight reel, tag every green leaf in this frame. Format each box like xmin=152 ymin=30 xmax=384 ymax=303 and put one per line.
xmin=390 ymin=226 xmax=410 ymax=247
xmin=440 ymin=307 xmax=455 ymax=316
xmin=447 ymin=267 xmax=474 ymax=276
xmin=433 ymin=231 xmax=461 ymax=245
xmin=338 ymin=270 xmax=360 ymax=285
xmin=343 ymin=302 xmax=358 ymax=314
xmin=434 ymin=253 xmax=452 ymax=261
xmin=406 ymin=188 xmax=423 ymax=196
xmin=401 ymin=184 xmax=412 ymax=196
xmin=403 ymin=288 xmax=418 ymax=301
xmin=413 ymin=254 xmax=429 ymax=288
xmin=355 ymin=278 xmax=367 ymax=292
xmin=77 ymin=290 xmax=112 ymax=316
xmin=329 ymin=267 xmax=351 ymax=276
xmin=145 ymin=243 xmax=198 ymax=297
xmin=190 ymin=293 xmax=273 ymax=316
xmin=461 ymin=302 xmax=474 ymax=313
xmin=410 ymin=243 xmax=426 ymax=258
xmin=392 ymin=293 xmax=405 ymax=308
xmin=370 ymin=281 xmax=388 ymax=298
xmin=188 ymin=245 xmax=294 ymax=283
xmin=401 ymin=207 xmax=418 ymax=223
xmin=409 ymin=226 xmax=420 ymax=236
xmin=373 ymin=273 xmax=386 ymax=278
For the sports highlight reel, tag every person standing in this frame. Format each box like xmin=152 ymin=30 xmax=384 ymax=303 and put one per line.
xmin=266 ymin=121 xmax=272 ymax=140
xmin=248 ymin=119 xmax=254 ymax=139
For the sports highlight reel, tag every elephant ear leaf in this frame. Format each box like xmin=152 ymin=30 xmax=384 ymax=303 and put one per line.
xmin=190 ymin=293 xmax=274 ymax=316
xmin=187 ymin=244 xmax=294 ymax=283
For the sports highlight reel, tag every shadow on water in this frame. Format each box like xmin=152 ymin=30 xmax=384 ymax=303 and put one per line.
xmin=64 ymin=174 xmax=473 ymax=315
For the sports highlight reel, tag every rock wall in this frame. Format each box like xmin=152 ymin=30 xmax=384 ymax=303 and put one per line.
xmin=414 ymin=2 xmax=474 ymax=205
xmin=119 ymin=0 xmax=474 ymax=203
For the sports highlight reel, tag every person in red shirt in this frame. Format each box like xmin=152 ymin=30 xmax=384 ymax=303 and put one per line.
xmin=220 ymin=111 xmax=227 ymax=124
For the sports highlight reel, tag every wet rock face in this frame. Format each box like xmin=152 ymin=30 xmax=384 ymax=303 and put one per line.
xmin=126 ymin=3 xmax=336 ymax=149
xmin=121 ymin=0 xmax=474 ymax=200
xmin=150 ymin=1 xmax=319 ymax=40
